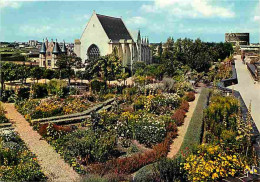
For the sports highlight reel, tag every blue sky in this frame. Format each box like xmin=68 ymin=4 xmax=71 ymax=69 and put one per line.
xmin=0 ymin=0 xmax=259 ymax=43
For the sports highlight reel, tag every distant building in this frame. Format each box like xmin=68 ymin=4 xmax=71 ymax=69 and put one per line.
xmin=225 ymin=33 xmax=250 ymax=46
xmin=39 ymin=38 xmax=68 ymax=69
xmin=28 ymin=40 xmax=38 ymax=47
xmin=74 ymin=11 xmax=152 ymax=71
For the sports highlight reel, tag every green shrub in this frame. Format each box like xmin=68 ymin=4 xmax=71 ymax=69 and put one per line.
xmin=0 ymin=90 xmax=15 ymax=102
xmin=134 ymin=163 xmax=156 ymax=182
xmin=0 ymin=103 xmax=8 ymax=124
xmin=90 ymin=79 xmax=106 ymax=93
xmin=156 ymin=157 xmax=187 ymax=182
xmin=47 ymin=79 xmax=68 ymax=95
xmin=54 ymin=129 xmax=117 ymax=163
xmin=178 ymin=88 xmax=209 ymax=156
xmin=32 ymin=83 xmax=48 ymax=98
xmin=17 ymin=87 xmax=30 ymax=100
xmin=0 ymin=130 xmax=46 ymax=181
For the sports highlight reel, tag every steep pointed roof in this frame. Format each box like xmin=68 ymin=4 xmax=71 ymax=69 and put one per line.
xmin=96 ymin=14 xmax=132 ymax=41
xmin=52 ymin=40 xmax=61 ymax=54
xmin=61 ymin=40 xmax=67 ymax=53
xmin=39 ymin=39 xmax=46 ymax=54
xmin=137 ymin=30 xmax=141 ymax=41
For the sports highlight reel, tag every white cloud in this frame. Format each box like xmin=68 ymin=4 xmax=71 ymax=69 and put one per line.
xmin=19 ymin=25 xmax=51 ymax=35
xmin=141 ymin=0 xmax=235 ymax=18
xmin=0 ymin=0 xmax=21 ymax=9
xmin=126 ymin=16 xmax=147 ymax=26
xmin=75 ymin=14 xmax=90 ymax=22
xmin=18 ymin=24 xmax=83 ymax=39
xmin=254 ymin=16 xmax=260 ymax=22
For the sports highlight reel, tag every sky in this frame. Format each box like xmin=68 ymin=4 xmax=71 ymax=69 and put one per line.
xmin=0 ymin=0 xmax=259 ymax=43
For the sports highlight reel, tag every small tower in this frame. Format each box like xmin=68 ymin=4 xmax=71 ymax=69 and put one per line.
xmin=52 ymin=39 xmax=61 ymax=54
xmin=61 ymin=40 xmax=67 ymax=54
xmin=39 ymin=39 xmax=46 ymax=68
xmin=137 ymin=30 xmax=141 ymax=44
xmin=45 ymin=37 xmax=48 ymax=49
xmin=147 ymin=37 xmax=149 ymax=45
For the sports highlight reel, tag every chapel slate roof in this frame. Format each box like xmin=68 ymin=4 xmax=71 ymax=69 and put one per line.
xmin=96 ymin=14 xmax=133 ymax=41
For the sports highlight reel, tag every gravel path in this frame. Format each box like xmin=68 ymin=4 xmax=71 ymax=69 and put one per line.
xmin=3 ymin=103 xmax=80 ymax=182
xmin=167 ymin=89 xmax=201 ymax=158
xmin=228 ymin=55 xmax=260 ymax=130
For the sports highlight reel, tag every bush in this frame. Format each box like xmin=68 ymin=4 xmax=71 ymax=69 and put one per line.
xmin=0 ymin=130 xmax=46 ymax=181
xmin=32 ymin=83 xmax=48 ymax=98
xmin=91 ymin=80 xmax=106 ymax=93
xmin=134 ymin=163 xmax=156 ymax=182
xmin=178 ymin=88 xmax=209 ymax=156
xmin=47 ymin=79 xmax=68 ymax=96
xmin=17 ymin=87 xmax=30 ymax=100
xmin=0 ymin=90 xmax=15 ymax=102
xmin=180 ymin=100 xmax=189 ymax=112
xmin=156 ymin=157 xmax=186 ymax=182
xmin=54 ymin=129 xmax=117 ymax=164
xmin=0 ymin=102 xmax=8 ymax=124
xmin=171 ymin=109 xmax=186 ymax=126
xmin=185 ymin=92 xmax=195 ymax=102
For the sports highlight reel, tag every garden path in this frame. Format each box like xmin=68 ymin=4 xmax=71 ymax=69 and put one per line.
xmin=228 ymin=55 xmax=260 ymax=130
xmin=167 ymin=89 xmax=201 ymax=158
xmin=3 ymin=103 xmax=80 ymax=182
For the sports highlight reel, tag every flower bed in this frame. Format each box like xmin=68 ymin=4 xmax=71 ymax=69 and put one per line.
xmin=30 ymin=84 xmax=191 ymax=176
xmin=16 ymin=94 xmax=98 ymax=121
xmin=183 ymin=91 xmax=256 ymax=181
xmin=0 ymin=130 xmax=46 ymax=181
xmin=0 ymin=102 xmax=8 ymax=124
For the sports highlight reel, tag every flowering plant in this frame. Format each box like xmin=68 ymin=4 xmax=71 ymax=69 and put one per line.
xmin=184 ymin=144 xmax=248 ymax=181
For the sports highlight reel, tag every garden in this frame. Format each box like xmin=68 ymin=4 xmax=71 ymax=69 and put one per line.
xmin=18 ymin=76 xmax=197 ymax=180
xmin=0 ymin=109 xmax=46 ymax=181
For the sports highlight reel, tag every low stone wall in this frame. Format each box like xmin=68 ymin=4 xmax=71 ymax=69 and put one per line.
xmin=31 ymin=98 xmax=115 ymax=124
xmin=246 ymin=63 xmax=258 ymax=81
xmin=221 ymin=65 xmax=238 ymax=87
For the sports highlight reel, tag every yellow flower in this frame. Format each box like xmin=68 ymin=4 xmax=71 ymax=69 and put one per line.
xmin=212 ymin=173 xmax=218 ymax=179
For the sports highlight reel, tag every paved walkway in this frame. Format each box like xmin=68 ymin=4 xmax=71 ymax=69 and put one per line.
xmin=228 ymin=55 xmax=260 ymax=130
xmin=167 ymin=89 xmax=201 ymax=158
xmin=3 ymin=103 xmax=80 ymax=182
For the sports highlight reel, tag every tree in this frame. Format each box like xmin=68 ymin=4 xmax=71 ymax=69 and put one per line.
xmin=43 ymin=69 xmax=55 ymax=82
xmin=16 ymin=65 xmax=30 ymax=84
xmin=85 ymin=53 xmax=123 ymax=87
xmin=56 ymin=54 xmax=83 ymax=85
xmin=30 ymin=66 xmax=44 ymax=83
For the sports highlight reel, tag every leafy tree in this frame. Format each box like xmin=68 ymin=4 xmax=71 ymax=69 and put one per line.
xmin=43 ymin=69 xmax=55 ymax=81
xmin=16 ymin=65 xmax=30 ymax=84
xmin=85 ymin=53 xmax=123 ymax=87
xmin=30 ymin=66 xmax=44 ymax=83
xmin=56 ymin=54 xmax=83 ymax=85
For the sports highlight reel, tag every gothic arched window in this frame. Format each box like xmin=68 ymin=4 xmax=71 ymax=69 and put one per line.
xmin=87 ymin=44 xmax=100 ymax=59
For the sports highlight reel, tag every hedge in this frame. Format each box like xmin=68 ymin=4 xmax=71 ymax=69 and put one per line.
xmin=177 ymin=88 xmax=209 ymax=155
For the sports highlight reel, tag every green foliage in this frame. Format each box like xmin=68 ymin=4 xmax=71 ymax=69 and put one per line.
xmin=90 ymin=79 xmax=106 ymax=93
xmin=53 ymin=129 xmax=117 ymax=163
xmin=178 ymin=88 xmax=209 ymax=155
xmin=156 ymin=157 xmax=187 ymax=182
xmin=0 ymin=90 xmax=15 ymax=102
xmin=32 ymin=83 xmax=48 ymax=98
xmin=17 ymin=87 xmax=30 ymax=100
xmin=55 ymin=54 xmax=83 ymax=84
xmin=85 ymin=53 xmax=123 ymax=82
xmin=30 ymin=66 xmax=44 ymax=82
xmin=0 ymin=102 xmax=8 ymax=124
xmin=0 ymin=130 xmax=46 ymax=181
